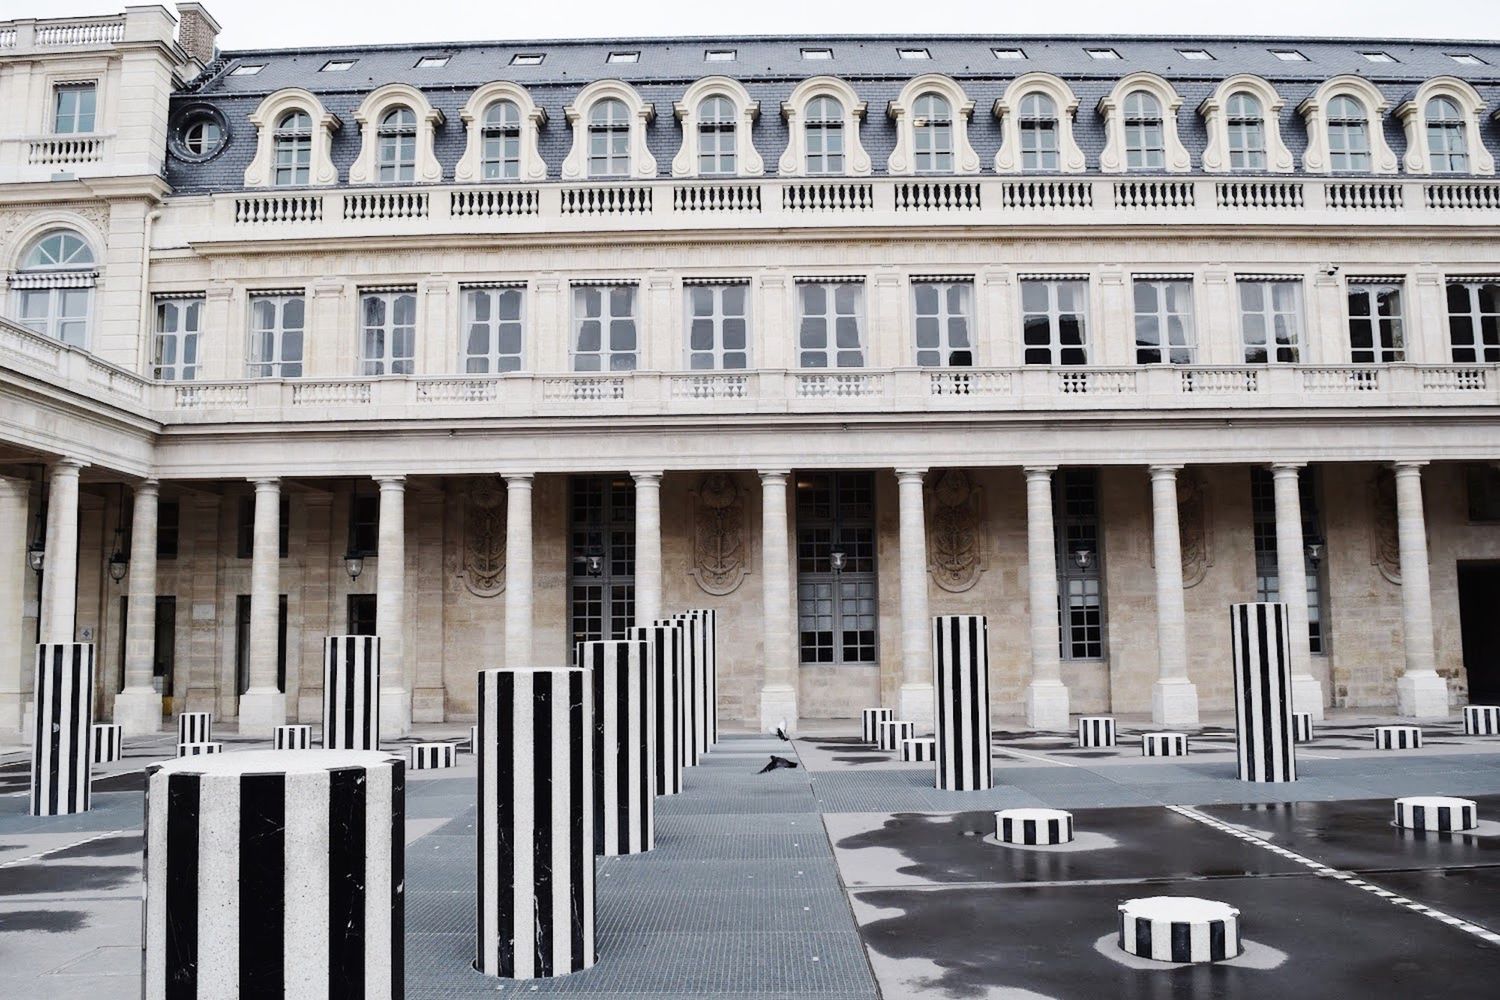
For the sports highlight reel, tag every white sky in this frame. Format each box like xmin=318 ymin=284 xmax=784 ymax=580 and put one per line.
xmin=19 ymin=0 xmax=1500 ymax=49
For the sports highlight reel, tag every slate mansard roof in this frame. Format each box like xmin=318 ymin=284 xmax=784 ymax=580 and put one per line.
xmin=164 ymin=34 xmax=1500 ymax=193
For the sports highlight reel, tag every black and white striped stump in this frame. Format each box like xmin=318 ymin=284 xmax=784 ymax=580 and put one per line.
xmin=580 ymin=640 xmax=655 ymax=856
xmin=30 ymin=643 xmax=94 ymax=817
xmin=1077 ymin=716 xmax=1117 ymax=748
xmin=1142 ymin=732 xmax=1188 ymax=757
xmin=1117 ymin=897 xmax=1241 ymax=963
xmin=995 ymin=807 xmax=1074 ymax=845
xmin=1464 ymin=705 xmax=1500 ymax=736
xmin=1394 ymin=795 xmax=1478 ymax=833
xmin=177 ymin=711 xmax=212 ymax=745
xmin=273 ymin=725 xmax=311 ymax=750
xmin=1292 ymin=712 xmax=1314 ymax=744
xmin=932 ymin=614 xmax=994 ymax=791
xmin=143 ymin=749 xmax=405 ymax=999
xmin=324 ymin=635 xmax=380 ymax=750
xmin=672 ymin=610 xmax=718 ymax=762
xmin=92 ymin=723 xmax=123 ymax=764
xmin=877 ymin=719 xmax=917 ymax=752
xmin=409 ymin=743 xmax=458 ymax=769
xmin=861 ymin=707 xmax=894 ymax=745
xmin=901 ymin=737 xmax=937 ymax=762
xmin=469 ymin=725 xmax=477 ymax=751
xmin=1375 ymin=725 xmax=1423 ymax=750
xmin=1231 ymin=602 xmax=1297 ymax=783
xmin=178 ymin=742 xmax=223 ymax=757
xmin=626 ymin=624 xmax=685 ymax=796
xmin=476 ymin=666 xmax=595 ymax=979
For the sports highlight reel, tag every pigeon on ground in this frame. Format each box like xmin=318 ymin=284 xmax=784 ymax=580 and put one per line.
xmin=758 ymin=755 xmax=799 ymax=774
xmin=774 ymin=719 xmax=790 ymax=741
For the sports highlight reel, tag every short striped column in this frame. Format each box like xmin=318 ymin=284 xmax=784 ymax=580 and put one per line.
xmin=861 ymin=707 xmax=894 ymax=745
xmin=178 ymin=742 xmax=223 ymax=757
xmin=672 ymin=610 xmax=718 ymax=761
xmin=1292 ymin=712 xmax=1314 ymax=743
xmin=476 ymin=666 xmax=594 ymax=979
xmin=995 ymin=808 xmax=1074 ymax=846
xmin=1118 ymin=897 xmax=1241 ymax=963
xmin=900 ymin=737 xmax=937 ymax=762
xmin=177 ymin=712 xmax=212 ymax=745
xmin=30 ymin=643 xmax=95 ymax=817
xmin=273 ymin=724 xmax=311 ymax=750
xmin=876 ymin=719 xmax=916 ymax=751
xmin=1231 ymin=603 xmax=1297 ymax=783
xmin=1394 ymin=796 xmax=1478 ymax=833
xmin=143 ymin=749 xmax=405 ymax=999
xmin=1077 ymin=717 xmax=1116 ymax=748
xmin=92 ymin=723 xmax=123 ymax=764
xmin=626 ymin=624 xmax=685 ymax=796
xmin=1141 ymin=732 xmax=1188 ymax=757
xmin=324 ymin=635 xmax=380 ymax=750
xmin=1464 ymin=705 xmax=1500 ymax=736
xmin=409 ymin=743 xmax=457 ymax=769
xmin=468 ymin=725 xmax=477 ymax=751
xmin=581 ymin=639 xmax=655 ymax=856
xmin=1375 ymin=725 xmax=1423 ymax=750
xmin=933 ymin=614 xmax=993 ymax=791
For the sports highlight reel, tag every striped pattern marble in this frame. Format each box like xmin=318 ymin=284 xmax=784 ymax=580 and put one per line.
xmin=1117 ymin=896 xmax=1241 ymax=963
xmin=1230 ymin=602 xmax=1297 ymax=783
xmin=932 ymin=614 xmax=993 ymax=791
xmin=876 ymin=719 xmax=916 ymax=752
xmin=626 ymin=623 xmax=685 ymax=796
xmin=1292 ymin=712 xmax=1314 ymax=743
xmin=671 ymin=610 xmax=718 ymax=762
xmin=177 ymin=711 xmax=212 ymax=745
xmin=409 ymin=743 xmax=457 ymax=769
xmin=143 ymin=749 xmax=405 ymax=1000
xmin=178 ymin=742 xmax=223 ymax=757
xmin=1394 ymin=795 xmax=1478 ymax=833
xmin=1464 ymin=705 xmax=1500 ymax=736
xmin=1375 ymin=725 xmax=1423 ymax=750
xmin=273 ymin=724 xmax=311 ymax=750
xmin=30 ymin=643 xmax=95 ymax=816
xmin=581 ymin=639 xmax=655 ymax=856
xmin=1141 ymin=732 xmax=1188 ymax=757
xmin=861 ymin=707 xmax=894 ymax=745
xmin=995 ymin=807 xmax=1074 ymax=845
xmin=324 ymin=635 xmax=380 ymax=751
xmin=1076 ymin=716 xmax=1116 ymax=748
xmin=900 ymin=737 xmax=937 ymax=762
xmin=91 ymin=723 xmax=122 ymax=764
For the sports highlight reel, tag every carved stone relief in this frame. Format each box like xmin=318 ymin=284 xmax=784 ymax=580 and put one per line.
xmin=457 ymin=475 xmax=506 ymax=597
xmin=1177 ymin=469 xmax=1213 ymax=588
xmin=690 ymin=473 xmax=748 ymax=595
xmin=926 ymin=469 xmax=985 ymax=593
xmin=1370 ymin=469 xmax=1402 ymax=585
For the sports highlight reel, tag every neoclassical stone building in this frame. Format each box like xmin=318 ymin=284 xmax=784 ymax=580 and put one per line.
xmin=2 ymin=5 xmax=1499 ymax=738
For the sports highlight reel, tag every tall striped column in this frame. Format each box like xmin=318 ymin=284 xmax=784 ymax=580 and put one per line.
xmin=932 ymin=615 xmax=993 ymax=791
xmin=626 ymin=624 xmax=684 ymax=796
xmin=476 ymin=667 xmax=595 ymax=979
xmin=30 ymin=643 xmax=95 ymax=816
xmin=673 ymin=609 xmax=718 ymax=759
xmin=324 ymin=636 xmax=380 ymax=750
xmin=1231 ymin=602 xmax=1298 ymax=783
xmin=143 ymin=749 xmax=405 ymax=999
xmin=580 ymin=640 xmax=655 ymax=855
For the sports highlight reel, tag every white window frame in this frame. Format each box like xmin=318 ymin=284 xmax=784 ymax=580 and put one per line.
xmin=911 ymin=93 xmax=953 ymax=174
xmin=153 ymin=296 xmax=203 ymax=381
xmin=1346 ymin=280 xmax=1405 ymax=364
xmin=1200 ymin=75 xmax=1294 ymax=174
xmin=1132 ymin=278 xmax=1196 ymax=364
xmin=244 ymin=89 xmax=341 ymax=189
xmin=1020 ymin=278 xmax=1090 ymax=366
xmin=887 ymin=75 xmax=978 ymax=175
xmin=684 ymin=282 xmax=751 ymax=370
xmin=13 ymin=285 xmax=92 ymax=348
xmin=455 ymin=82 xmax=548 ymax=183
xmin=1098 ymin=73 xmax=1191 ymax=174
xmin=804 ymin=95 xmax=845 ymax=176
xmin=273 ymin=110 xmax=312 ymax=187
xmin=53 ymin=82 xmax=97 ymax=135
xmin=1446 ymin=280 xmax=1500 ymax=364
xmin=11 ymin=229 xmax=96 ymax=348
xmin=461 ymin=286 xmax=526 ymax=373
xmin=911 ymin=279 xmax=974 ymax=367
xmin=672 ymin=77 xmax=762 ymax=178
xmin=348 ymin=84 xmax=444 ymax=186
xmin=359 ymin=289 xmax=417 ymax=376
xmin=562 ymin=81 xmax=656 ymax=181
xmin=1018 ymin=92 xmax=1060 ymax=171
xmin=796 ymin=280 xmax=866 ymax=369
xmin=481 ymin=100 xmax=522 ymax=180
xmin=1326 ymin=95 xmax=1371 ymax=173
xmin=1237 ymin=279 xmax=1303 ymax=364
xmin=1122 ymin=90 xmax=1166 ymax=171
xmin=1225 ymin=92 xmax=1266 ymax=170
xmin=1298 ymin=77 xmax=1398 ymax=175
xmin=247 ymin=293 xmax=305 ymax=378
xmin=696 ymin=95 xmax=737 ymax=176
xmin=778 ymin=77 xmax=871 ymax=177
xmin=1396 ymin=80 xmax=1495 ymax=177
xmin=376 ymin=106 xmax=417 ymax=183
xmin=571 ymin=284 xmax=639 ymax=372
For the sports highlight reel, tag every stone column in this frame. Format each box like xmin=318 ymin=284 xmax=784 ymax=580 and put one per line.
xmin=632 ymin=471 xmax=663 ymax=626
xmin=1393 ymin=462 xmax=1450 ymax=718
xmin=40 ymin=458 xmax=85 ymax=645
xmin=758 ymin=470 xmax=797 ymax=731
xmin=375 ymin=475 xmax=410 ymax=737
xmin=1270 ymin=463 xmax=1325 ymax=720
xmin=895 ymin=469 xmax=934 ymax=730
xmin=1148 ymin=466 xmax=1199 ymax=726
xmin=503 ymin=474 xmax=534 ymax=668
xmin=1023 ymin=467 xmax=1070 ymax=730
xmin=238 ymin=478 xmax=285 ymax=734
xmin=114 ymin=480 xmax=162 ymax=735
xmin=0 ymin=477 xmax=29 ymax=732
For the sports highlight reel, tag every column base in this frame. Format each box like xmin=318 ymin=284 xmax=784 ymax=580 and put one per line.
xmin=1024 ymin=680 xmax=1071 ymax=731
xmin=897 ymin=683 xmax=935 ymax=732
xmin=112 ymin=688 xmax=163 ymax=737
xmin=759 ymin=685 xmax=798 ymax=735
xmin=379 ymin=687 xmax=412 ymax=739
xmin=1291 ymin=675 xmax=1326 ymax=722
xmin=1396 ymin=671 xmax=1450 ymax=719
xmin=237 ymin=688 xmax=286 ymax=735
xmin=1150 ymin=678 xmax=1200 ymax=728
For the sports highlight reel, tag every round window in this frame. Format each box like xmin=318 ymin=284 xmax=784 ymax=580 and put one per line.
xmin=169 ymin=105 xmax=230 ymax=162
xmin=183 ymin=118 xmax=223 ymax=155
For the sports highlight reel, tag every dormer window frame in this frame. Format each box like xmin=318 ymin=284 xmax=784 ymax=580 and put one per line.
xmin=1396 ymin=77 xmax=1495 ymax=177
xmin=456 ymin=81 xmax=549 ymax=183
xmin=347 ymin=83 xmax=446 ymax=186
xmin=1298 ymin=76 xmax=1399 ymax=175
xmin=993 ymin=73 xmax=1087 ymax=174
xmin=1097 ymin=72 xmax=1192 ymax=174
xmin=244 ymin=89 xmax=342 ymax=189
xmin=561 ymin=80 xmax=657 ymax=181
xmin=887 ymin=74 xmax=979 ymax=176
xmin=778 ymin=76 xmax=871 ymax=178
xmin=672 ymin=76 xmax=763 ymax=179
xmin=1199 ymin=74 xmax=1294 ymax=174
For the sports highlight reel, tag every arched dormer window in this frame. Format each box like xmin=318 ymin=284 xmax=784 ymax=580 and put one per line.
xmin=244 ymin=89 xmax=341 ymax=188
xmin=1426 ymin=97 xmax=1467 ymax=172
xmin=377 ymin=106 xmax=417 ymax=183
xmin=455 ymin=82 xmax=548 ymax=183
xmin=698 ymin=96 xmax=736 ymax=174
xmin=778 ymin=77 xmax=870 ymax=177
xmin=1098 ymin=73 xmax=1191 ymax=173
xmin=1298 ymin=77 xmax=1398 ymax=175
xmin=914 ymin=94 xmax=952 ymax=172
xmin=348 ymin=83 xmax=444 ymax=185
xmin=1200 ymin=75 xmax=1294 ymax=174
xmin=672 ymin=77 xmax=762 ymax=178
xmin=1396 ymin=78 xmax=1495 ymax=176
xmin=9 ymin=228 xmax=97 ymax=347
xmin=993 ymin=73 xmax=1086 ymax=174
xmin=887 ymin=74 xmax=978 ymax=175
xmin=562 ymin=81 xmax=656 ymax=180
xmin=1327 ymin=95 xmax=1370 ymax=172
xmin=1122 ymin=91 xmax=1165 ymax=170
xmin=482 ymin=100 xmax=521 ymax=179
xmin=589 ymin=98 xmax=631 ymax=177
xmin=274 ymin=110 xmax=312 ymax=186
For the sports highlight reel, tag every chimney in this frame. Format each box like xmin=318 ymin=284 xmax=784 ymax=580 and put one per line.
xmin=176 ymin=3 xmax=221 ymax=66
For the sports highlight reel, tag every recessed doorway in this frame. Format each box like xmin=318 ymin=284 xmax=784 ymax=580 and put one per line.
xmin=1458 ymin=562 xmax=1500 ymax=704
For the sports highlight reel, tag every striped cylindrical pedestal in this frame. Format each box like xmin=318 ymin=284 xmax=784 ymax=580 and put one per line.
xmin=626 ymin=624 xmax=685 ymax=796
xmin=1142 ymin=733 xmax=1188 ymax=757
xmin=1394 ymin=796 xmax=1478 ymax=833
xmin=410 ymin=743 xmax=457 ymax=769
xmin=178 ymin=742 xmax=223 ymax=757
xmin=1292 ymin=712 xmax=1314 ymax=744
xmin=143 ymin=749 xmax=405 ymax=999
xmin=476 ymin=667 xmax=594 ymax=979
xmin=1230 ymin=603 xmax=1297 ymax=783
xmin=1464 ymin=705 xmax=1500 ymax=736
xmin=273 ymin=725 xmax=311 ymax=750
xmin=861 ymin=707 xmax=894 ymax=745
xmin=1118 ymin=897 xmax=1241 ymax=963
xmin=30 ymin=643 xmax=95 ymax=817
xmin=468 ymin=725 xmax=477 ymax=752
xmin=1375 ymin=725 xmax=1423 ymax=750
xmin=995 ymin=808 xmax=1074 ymax=846
xmin=178 ymin=712 xmax=212 ymax=745
xmin=672 ymin=610 xmax=718 ymax=762
xmin=92 ymin=723 xmax=123 ymax=764
xmin=580 ymin=640 xmax=655 ymax=856
xmin=876 ymin=719 xmax=916 ymax=752
xmin=933 ymin=614 xmax=993 ymax=791
xmin=1077 ymin=717 xmax=1116 ymax=748
xmin=900 ymin=737 xmax=937 ymax=762
xmin=324 ymin=635 xmax=380 ymax=750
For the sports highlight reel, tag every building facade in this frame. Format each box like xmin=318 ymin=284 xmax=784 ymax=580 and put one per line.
xmin=2 ymin=5 xmax=1499 ymax=738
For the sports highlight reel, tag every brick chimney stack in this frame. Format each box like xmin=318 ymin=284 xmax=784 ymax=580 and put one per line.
xmin=176 ymin=3 xmax=221 ymax=67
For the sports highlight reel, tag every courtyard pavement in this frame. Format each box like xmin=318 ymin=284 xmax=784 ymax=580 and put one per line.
xmin=3 ymin=714 xmax=1500 ymax=997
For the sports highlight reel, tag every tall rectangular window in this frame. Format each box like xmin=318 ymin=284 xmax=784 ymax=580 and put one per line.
xmin=1251 ymin=467 xmax=1328 ymax=653
xmin=1133 ymin=278 xmax=1196 ymax=364
xmin=247 ymin=294 xmax=305 ymax=378
xmin=1021 ymin=278 xmax=1089 ymax=365
xmin=685 ymin=282 xmax=750 ymax=369
xmin=235 ymin=594 xmax=288 ymax=694
xmin=1446 ymin=279 xmax=1500 ymax=363
xmin=1347 ymin=281 xmax=1405 ymax=363
xmin=1055 ymin=469 xmax=1105 ymax=660
xmin=54 ymin=83 xmax=97 ymax=134
xmin=572 ymin=284 xmax=638 ymax=371
xmin=156 ymin=500 xmax=180 ymax=560
xmin=360 ymin=289 xmax=416 ymax=375
xmin=797 ymin=280 xmax=865 ymax=368
xmin=235 ymin=494 xmax=290 ymax=559
xmin=1238 ymin=278 xmax=1302 ymax=363
xmin=348 ymin=491 xmax=379 ymax=557
xmin=153 ymin=296 xmax=202 ymax=381
xmin=796 ymin=472 xmax=877 ymax=664
xmin=912 ymin=280 xmax=973 ymax=366
xmin=347 ymin=594 xmax=377 ymax=635
xmin=462 ymin=286 xmax=524 ymax=373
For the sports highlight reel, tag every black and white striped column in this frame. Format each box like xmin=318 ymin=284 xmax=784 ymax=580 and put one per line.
xmin=92 ymin=723 xmax=122 ymax=764
xmin=1375 ymin=725 xmax=1423 ymax=750
xmin=932 ymin=614 xmax=993 ymax=791
xmin=626 ymin=624 xmax=684 ymax=797
xmin=1077 ymin=716 xmax=1116 ymax=748
xmin=409 ymin=743 xmax=457 ymax=769
xmin=672 ymin=610 xmax=718 ymax=761
xmin=1464 ymin=705 xmax=1500 ymax=736
xmin=900 ymin=737 xmax=936 ymax=762
xmin=580 ymin=640 xmax=655 ymax=856
xmin=178 ymin=742 xmax=223 ymax=757
xmin=143 ymin=749 xmax=405 ymax=999
xmin=995 ymin=807 xmax=1074 ymax=845
xmin=876 ymin=719 xmax=916 ymax=751
xmin=177 ymin=711 xmax=212 ymax=745
xmin=30 ymin=643 xmax=95 ymax=816
xmin=1292 ymin=712 xmax=1313 ymax=744
xmin=1117 ymin=897 xmax=1241 ymax=963
xmin=324 ymin=635 xmax=380 ymax=750
xmin=469 ymin=725 xmax=477 ymax=751
xmin=1230 ymin=602 xmax=1297 ymax=783
xmin=861 ymin=707 xmax=894 ymax=745
xmin=1394 ymin=796 xmax=1478 ymax=832
xmin=476 ymin=667 xmax=595 ymax=979
xmin=273 ymin=725 xmax=311 ymax=750
xmin=1142 ymin=732 xmax=1188 ymax=757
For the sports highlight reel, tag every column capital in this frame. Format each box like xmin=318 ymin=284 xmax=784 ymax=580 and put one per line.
xmin=1391 ymin=460 xmax=1428 ymax=475
xmin=51 ymin=457 xmax=86 ymax=473
xmin=895 ymin=468 xmax=928 ymax=484
xmin=135 ymin=478 xmax=160 ymax=496
xmin=501 ymin=472 xmax=535 ymax=486
xmin=1268 ymin=462 xmax=1306 ymax=476
xmin=758 ymin=469 xmax=791 ymax=483
xmin=630 ymin=470 xmax=664 ymax=485
xmin=1022 ymin=465 xmax=1057 ymax=479
xmin=250 ymin=477 xmax=280 ymax=491
xmin=374 ymin=474 xmax=407 ymax=489
xmin=1147 ymin=464 xmax=1183 ymax=479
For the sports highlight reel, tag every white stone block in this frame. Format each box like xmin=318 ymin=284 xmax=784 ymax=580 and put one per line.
xmin=1292 ymin=712 xmax=1313 ymax=743
xmin=178 ymin=742 xmax=223 ymax=756
xmin=1118 ymin=896 xmax=1241 ymax=963
xmin=1374 ymin=725 xmax=1422 ymax=750
xmin=995 ymin=807 xmax=1074 ymax=845
xmin=1464 ymin=705 xmax=1500 ymax=736
xmin=408 ymin=742 xmax=457 ymax=769
xmin=900 ymin=737 xmax=936 ymax=762
xmin=92 ymin=723 xmax=123 ymax=763
xmin=1077 ymin=716 xmax=1116 ymax=748
xmin=1394 ymin=795 xmax=1477 ymax=833
xmin=273 ymin=724 xmax=311 ymax=750
xmin=1142 ymin=732 xmax=1188 ymax=757
xmin=177 ymin=711 xmax=212 ymax=744
xmin=876 ymin=719 xmax=916 ymax=751
xmin=861 ymin=707 xmax=893 ymax=745
xmin=324 ymin=635 xmax=379 ymax=750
